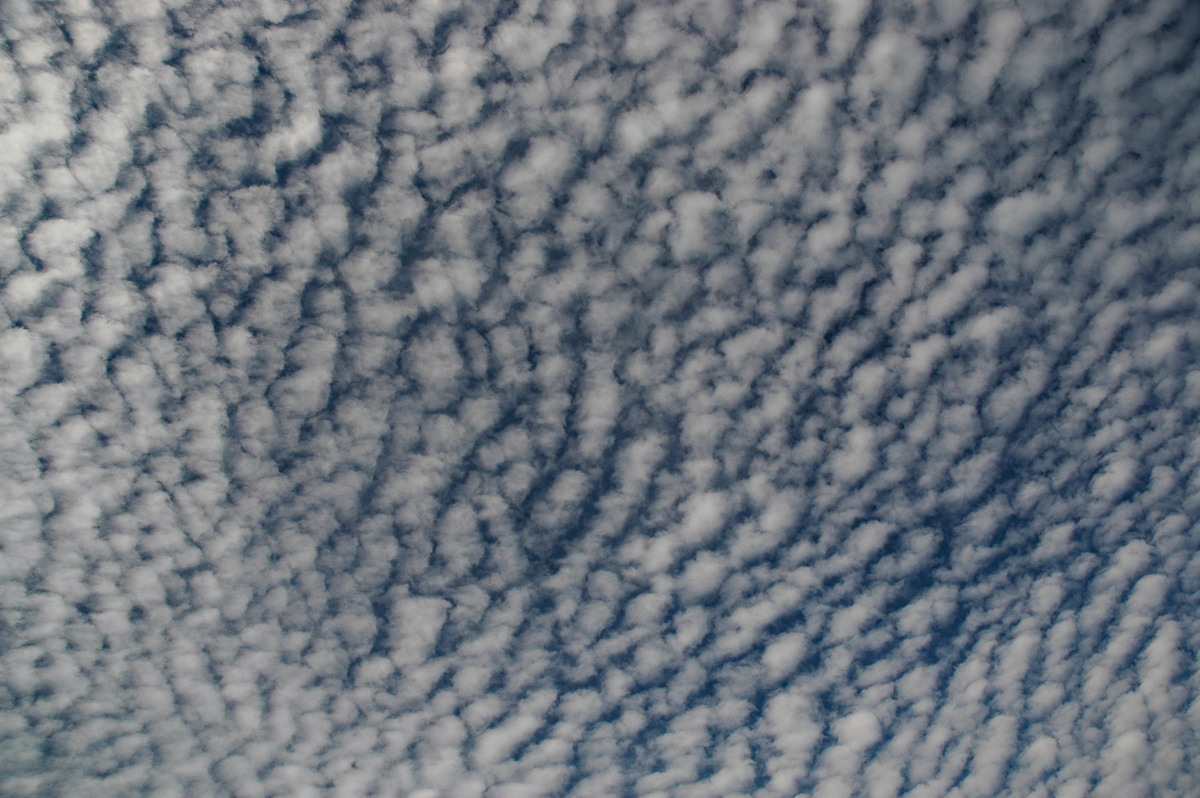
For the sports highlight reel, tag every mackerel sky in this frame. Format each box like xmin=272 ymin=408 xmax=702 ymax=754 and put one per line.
xmin=3 ymin=0 xmax=1199 ymax=796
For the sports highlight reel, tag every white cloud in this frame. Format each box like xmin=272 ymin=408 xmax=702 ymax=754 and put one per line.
xmin=3 ymin=0 xmax=1199 ymax=795
xmin=832 ymin=425 xmax=878 ymax=483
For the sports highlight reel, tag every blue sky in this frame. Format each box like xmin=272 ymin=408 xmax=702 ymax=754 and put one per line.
xmin=2 ymin=0 xmax=1199 ymax=795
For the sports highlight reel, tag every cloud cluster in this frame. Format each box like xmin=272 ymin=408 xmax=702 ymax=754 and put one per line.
xmin=3 ymin=0 xmax=1199 ymax=795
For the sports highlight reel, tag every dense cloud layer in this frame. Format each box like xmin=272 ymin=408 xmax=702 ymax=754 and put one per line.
xmin=3 ymin=0 xmax=1200 ymax=795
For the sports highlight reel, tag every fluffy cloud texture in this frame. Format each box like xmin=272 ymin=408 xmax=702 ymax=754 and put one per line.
xmin=3 ymin=0 xmax=1199 ymax=795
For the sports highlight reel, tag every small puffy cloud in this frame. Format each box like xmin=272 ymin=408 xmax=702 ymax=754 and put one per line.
xmin=832 ymin=426 xmax=878 ymax=483
xmin=834 ymin=709 xmax=882 ymax=750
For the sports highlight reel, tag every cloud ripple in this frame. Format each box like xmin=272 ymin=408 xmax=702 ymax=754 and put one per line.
xmin=2 ymin=0 xmax=1199 ymax=796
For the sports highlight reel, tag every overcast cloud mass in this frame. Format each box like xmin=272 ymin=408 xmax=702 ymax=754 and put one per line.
xmin=3 ymin=0 xmax=1200 ymax=795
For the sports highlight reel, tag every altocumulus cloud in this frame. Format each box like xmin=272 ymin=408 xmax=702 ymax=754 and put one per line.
xmin=3 ymin=0 xmax=1200 ymax=795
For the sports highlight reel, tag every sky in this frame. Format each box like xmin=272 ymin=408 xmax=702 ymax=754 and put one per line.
xmin=2 ymin=0 xmax=1199 ymax=796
